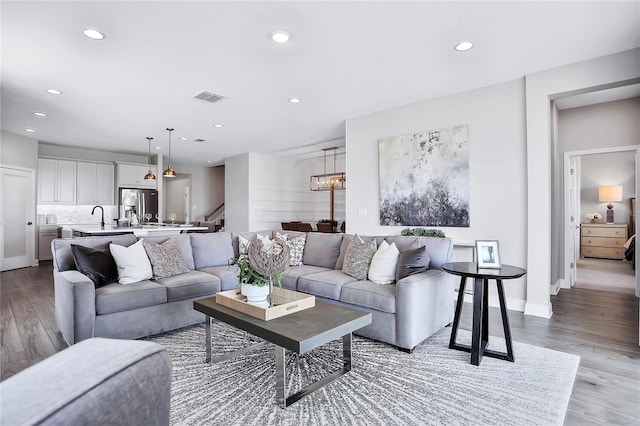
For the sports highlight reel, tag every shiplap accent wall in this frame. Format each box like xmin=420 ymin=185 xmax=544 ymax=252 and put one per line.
xmin=225 ymin=152 xmax=345 ymax=233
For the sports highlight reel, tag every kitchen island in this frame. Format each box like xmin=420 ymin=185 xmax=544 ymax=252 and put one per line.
xmin=64 ymin=224 xmax=208 ymax=238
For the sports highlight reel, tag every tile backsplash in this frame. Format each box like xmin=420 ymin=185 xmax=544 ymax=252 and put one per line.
xmin=38 ymin=205 xmax=118 ymax=225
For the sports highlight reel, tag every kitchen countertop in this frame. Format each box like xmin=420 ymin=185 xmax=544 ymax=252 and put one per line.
xmin=65 ymin=224 xmax=208 ymax=237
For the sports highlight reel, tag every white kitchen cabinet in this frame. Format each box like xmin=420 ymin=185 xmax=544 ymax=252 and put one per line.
xmin=38 ymin=226 xmax=59 ymax=261
xmin=76 ymin=161 xmax=115 ymax=205
xmin=117 ymin=163 xmax=157 ymax=189
xmin=37 ymin=158 xmax=76 ymax=204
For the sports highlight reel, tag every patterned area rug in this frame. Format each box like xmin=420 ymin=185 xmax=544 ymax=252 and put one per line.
xmin=145 ymin=322 xmax=579 ymax=426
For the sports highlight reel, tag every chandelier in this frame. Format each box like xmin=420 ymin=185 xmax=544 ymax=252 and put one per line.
xmin=309 ymin=147 xmax=346 ymax=191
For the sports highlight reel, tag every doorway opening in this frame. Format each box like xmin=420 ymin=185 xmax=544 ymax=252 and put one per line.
xmin=164 ymin=173 xmax=192 ymax=223
xmin=563 ymin=147 xmax=638 ymax=296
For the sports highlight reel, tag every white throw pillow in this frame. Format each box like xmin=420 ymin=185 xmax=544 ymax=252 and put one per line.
xmin=238 ymin=235 xmax=250 ymax=253
xmin=109 ymin=239 xmax=153 ymax=284
xmin=368 ymin=241 xmax=400 ymax=285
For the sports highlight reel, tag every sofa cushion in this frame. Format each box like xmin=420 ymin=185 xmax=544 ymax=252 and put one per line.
xmin=95 ymin=280 xmax=167 ymax=315
xmin=70 ymin=243 xmax=118 ymax=288
xmin=302 ymin=232 xmax=343 ymax=268
xmin=280 ymin=265 xmax=331 ymax=290
xmin=341 ymin=281 xmax=396 ymax=314
xmin=342 ymin=235 xmax=378 ymax=280
xmin=198 ymin=266 xmax=240 ymax=291
xmin=368 ymin=241 xmax=400 ymax=285
xmin=297 ymin=270 xmax=359 ymax=300
xmin=384 ymin=236 xmax=419 ymax=252
xmin=53 ymin=234 xmax=137 ymax=272
xmin=154 ymin=270 xmax=220 ymax=302
xmin=109 ymin=240 xmax=153 ymax=284
xmin=284 ymin=234 xmax=306 ymax=266
xmin=190 ymin=232 xmax=235 ymax=269
xmin=396 ymin=245 xmax=430 ymax=281
xmin=142 ymin=238 xmax=190 ymax=279
xmin=139 ymin=234 xmax=195 ymax=270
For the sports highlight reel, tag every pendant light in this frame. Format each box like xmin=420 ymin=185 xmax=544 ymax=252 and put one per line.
xmin=144 ymin=137 xmax=156 ymax=180
xmin=163 ymin=127 xmax=176 ymax=178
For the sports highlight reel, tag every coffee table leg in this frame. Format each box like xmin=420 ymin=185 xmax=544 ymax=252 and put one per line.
xmin=343 ymin=332 xmax=352 ymax=372
xmin=205 ymin=315 xmax=211 ymax=363
xmin=275 ymin=345 xmax=287 ymax=408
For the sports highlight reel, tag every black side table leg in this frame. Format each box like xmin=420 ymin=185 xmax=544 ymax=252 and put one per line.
xmin=470 ymin=277 xmax=484 ymax=366
xmin=496 ymin=280 xmax=515 ymax=362
xmin=482 ymin=279 xmax=489 ymax=344
xmin=449 ymin=277 xmax=467 ymax=348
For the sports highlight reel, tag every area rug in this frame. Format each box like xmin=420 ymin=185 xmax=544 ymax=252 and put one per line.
xmin=145 ymin=323 xmax=579 ymax=426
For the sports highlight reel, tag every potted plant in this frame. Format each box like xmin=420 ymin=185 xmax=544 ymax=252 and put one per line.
xmin=401 ymin=227 xmax=446 ymax=237
xmin=229 ymin=239 xmax=289 ymax=305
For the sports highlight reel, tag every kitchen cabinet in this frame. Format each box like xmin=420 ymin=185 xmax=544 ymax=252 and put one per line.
xmin=37 ymin=158 xmax=76 ymax=204
xmin=76 ymin=161 xmax=115 ymax=205
xmin=117 ymin=163 xmax=157 ymax=189
xmin=38 ymin=226 xmax=59 ymax=261
xmin=581 ymin=223 xmax=627 ymax=260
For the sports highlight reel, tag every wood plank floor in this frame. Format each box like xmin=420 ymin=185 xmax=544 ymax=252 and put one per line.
xmin=1 ymin=262 xmax=639 ymax=425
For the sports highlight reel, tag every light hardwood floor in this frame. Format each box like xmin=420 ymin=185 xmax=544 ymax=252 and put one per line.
xmin=1 ymin=262 xmax=639 ymax=425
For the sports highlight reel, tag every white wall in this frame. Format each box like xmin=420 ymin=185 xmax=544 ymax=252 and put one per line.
xmin=224 ymin=151 xmax=346 ymax=233
xmin=0 ymin=131 xmax=38 ymax=169
xmin=166 ymin=161 xmax=220 ymax=222
xmin=346 ymin=79 xmax=528 ymax=309
xmin=527 ymin=47 xmax=640 ymax=317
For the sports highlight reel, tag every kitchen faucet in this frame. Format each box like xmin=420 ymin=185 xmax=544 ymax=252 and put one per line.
xmin=91 ymin=205 xmax=105 ymax=229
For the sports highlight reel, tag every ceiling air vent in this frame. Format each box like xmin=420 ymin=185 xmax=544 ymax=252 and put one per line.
xmin=193 ymin=139 xmax=206 ymax=143
xmin=194 ymin=91 xmax=226 ymax=103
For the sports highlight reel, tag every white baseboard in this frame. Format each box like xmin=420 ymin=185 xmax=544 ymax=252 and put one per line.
xmin=524 ymin=302 xmax=553 ymax=318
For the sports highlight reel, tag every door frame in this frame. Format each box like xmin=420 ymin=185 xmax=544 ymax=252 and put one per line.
xmin=1 ymin=164 xmax=37 ymax=271
xmin=562 ymin=146 xmax=639 ymax=295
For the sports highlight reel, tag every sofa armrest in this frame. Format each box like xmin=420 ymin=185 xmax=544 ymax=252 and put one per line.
xmin=395 ymin=268 xmax=455 ymax=350
xmin=54 ymin=270 xmax=97 ymax=345
xmin=0 ymin=338 xmax=172 ymax=426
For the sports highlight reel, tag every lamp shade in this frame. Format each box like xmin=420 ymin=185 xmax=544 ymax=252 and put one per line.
xmin=598 ymin=185 xmax=623 ymax=203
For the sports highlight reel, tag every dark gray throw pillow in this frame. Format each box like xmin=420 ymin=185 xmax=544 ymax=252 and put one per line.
xmin=70 ymin=243 xmax=118 ymax=288
xmin=395 ymin=246 xmax=430 ymax=282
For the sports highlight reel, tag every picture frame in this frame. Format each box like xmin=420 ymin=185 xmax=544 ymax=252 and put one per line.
xmin=475 ymin=240 xmax=501 ymax=269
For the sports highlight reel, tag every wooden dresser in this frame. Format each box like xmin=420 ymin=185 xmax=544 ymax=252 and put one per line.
xmin=581 ymin=223 xmax=628 ymax=260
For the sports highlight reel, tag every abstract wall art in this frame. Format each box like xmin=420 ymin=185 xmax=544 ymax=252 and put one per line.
xmin=378 ymin=125 xmax=469 ymax=227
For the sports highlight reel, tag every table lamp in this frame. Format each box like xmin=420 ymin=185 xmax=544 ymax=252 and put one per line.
xmin=598 ymin=185 xmax=623 ymax=223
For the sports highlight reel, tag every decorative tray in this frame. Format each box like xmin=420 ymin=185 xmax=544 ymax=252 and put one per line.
xmin=215 ymin=287 xmax=315 ymax=321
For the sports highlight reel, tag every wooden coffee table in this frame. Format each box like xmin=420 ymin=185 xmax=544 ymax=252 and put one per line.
xmin=193 ymin=297 xmax=372 ymax=408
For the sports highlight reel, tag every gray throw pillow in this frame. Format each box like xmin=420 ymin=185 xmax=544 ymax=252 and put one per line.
xmin=395 ymin=245 xmax=430 ymax=282
xmin=143 ymin=237 xmax=190 ymax=279
xmin=342 ymin=234 xmax=377 ymax=280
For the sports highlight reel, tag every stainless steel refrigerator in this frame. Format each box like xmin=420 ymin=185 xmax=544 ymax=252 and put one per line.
xmin=119 ymin=188 xmax=158 ymax=223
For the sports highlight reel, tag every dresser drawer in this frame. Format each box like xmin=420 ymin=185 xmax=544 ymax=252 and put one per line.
xmin=581 ymin=226 xmax=627 ymax=238
xmin=581 ymin=236 xmax=627 ymax=248
xmin=581 ymin=246 xmax=625 ymax=259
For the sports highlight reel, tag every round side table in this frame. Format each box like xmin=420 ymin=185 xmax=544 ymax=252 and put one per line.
xmin=442 ymin=262 xmax=527 ymax=366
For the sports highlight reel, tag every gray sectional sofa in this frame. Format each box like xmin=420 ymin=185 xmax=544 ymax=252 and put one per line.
xmin=52 ymin=230 xmax=455 ymax=351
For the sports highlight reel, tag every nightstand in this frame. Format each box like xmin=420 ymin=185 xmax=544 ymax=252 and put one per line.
xmin=580 ymin=223 xmax=628 ymax=260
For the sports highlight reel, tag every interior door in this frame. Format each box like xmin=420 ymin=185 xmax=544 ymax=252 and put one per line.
xmin=1 ymin=167 xmax=36 ymax=271
xmin=564 ymin=154 xmax=581 ymax=288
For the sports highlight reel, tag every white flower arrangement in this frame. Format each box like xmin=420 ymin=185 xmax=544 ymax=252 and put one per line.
xmin=585 ymin=212 xmax=602 ymax=223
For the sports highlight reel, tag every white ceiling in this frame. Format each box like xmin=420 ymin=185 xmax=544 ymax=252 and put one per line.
xmin=2 ymin=1 xmax=639 ymax=166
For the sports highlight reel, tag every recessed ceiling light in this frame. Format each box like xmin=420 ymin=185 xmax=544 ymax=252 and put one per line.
xmin=179 ymin=137 xmax=188 ymax=141
xmin=455 ymin=41 xmax=473 ymax=52
xmin=46 ymin=89 xmax=62 ymax=95
xmin=83 ymin=29 xmax=105 ymax=40
xmin=289 ymin=98 xmax=301 ymax=104
xmin=271 ymin=31 xmax=291 ymax=43
xmin=154 ymin=146 xmax=162 ymax=150
xmin=213 ymin=123 xmax=224 ymax=128
xmin=25 ymin=128 xmax=36 ymax=133
xmin=33 ymin=112 xmax=47 ymax=117
xmin=207 ymin=160 xmax=212 ymax=163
